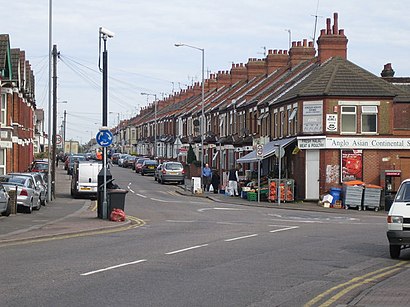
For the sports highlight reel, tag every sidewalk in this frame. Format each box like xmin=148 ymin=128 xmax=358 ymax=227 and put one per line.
xmin=0 ymin=166 xmax=131 ymax=245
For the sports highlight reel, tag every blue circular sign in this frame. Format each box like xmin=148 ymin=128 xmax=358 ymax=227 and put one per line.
xmin=96 ymin=130 xmax=113 ymax=147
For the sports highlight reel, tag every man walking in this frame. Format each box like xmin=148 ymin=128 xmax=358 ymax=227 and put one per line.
xmin=202 ymin=163 xmax=212 ymax=192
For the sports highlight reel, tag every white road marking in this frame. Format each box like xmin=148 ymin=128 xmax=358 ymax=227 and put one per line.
xmin=166 ymin=220 xmax=197 ymax=223
xmin=136 ymin=193 xmax=147 ymax=198
xmin=224 ymin=234 xmax=259 ymax=242
xmin=269 ymin=226 xmax=299 ymax=233
xmin=81 ymin=259 xmax=147 ymax=276
xmin=198 ymin=207 xmax=247 ymax=212
xmin=165 ymin=244 xmax=209 ymax=255
xmin=127 ymin=183 xmax=135 ymax=194
xmin=150 ymin=198 xmax=180 ymax=203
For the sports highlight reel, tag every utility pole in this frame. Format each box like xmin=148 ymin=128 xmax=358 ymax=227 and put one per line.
xmin=51 ymin=44 xmax=58 ymax=200
xmin=63 ymin=110 xmax=66 ymax=154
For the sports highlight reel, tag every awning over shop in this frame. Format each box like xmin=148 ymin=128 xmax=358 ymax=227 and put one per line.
xmin=236 ymin=137 xmax=296 ymax=163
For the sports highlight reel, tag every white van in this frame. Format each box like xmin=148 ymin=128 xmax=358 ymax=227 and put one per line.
xmin=70 ymin=161 xmax=102 ymax=199
xmin=387 ymin=178 xmax=410 ymax=259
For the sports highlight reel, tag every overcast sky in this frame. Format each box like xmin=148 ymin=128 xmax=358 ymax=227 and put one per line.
xmin=3 ymin=1 xmax=410 ymax=143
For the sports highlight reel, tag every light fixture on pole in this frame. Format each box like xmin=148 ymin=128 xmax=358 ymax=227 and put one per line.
xmin=174 ymin=43 xmax=205 ymax=188
xmin=140 ymin=92 xmax=157 ymax=158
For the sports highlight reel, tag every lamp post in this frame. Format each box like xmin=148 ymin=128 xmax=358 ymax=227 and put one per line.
xmin=174 ymin=43 xmax=205 ymax=188
xmin=99 ymin=26 xmax=114 ymax=220
xmin=140 ymin=93 xmax=157 ymax=158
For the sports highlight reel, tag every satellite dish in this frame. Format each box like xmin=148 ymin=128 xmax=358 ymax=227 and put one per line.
xmin=193 ymin=119 xmax=200 ymax=126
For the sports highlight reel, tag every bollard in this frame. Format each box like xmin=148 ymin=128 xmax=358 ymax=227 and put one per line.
xmin=8 ymin=187 xmax=17 ymax=214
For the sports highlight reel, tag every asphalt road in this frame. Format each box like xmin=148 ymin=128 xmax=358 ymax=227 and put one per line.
xmin=0 ymin=165 xmax=407 ymax=306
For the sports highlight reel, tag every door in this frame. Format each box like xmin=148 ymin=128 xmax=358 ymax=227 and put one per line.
xmin=305 ymin=150 xmax=320 ymax=200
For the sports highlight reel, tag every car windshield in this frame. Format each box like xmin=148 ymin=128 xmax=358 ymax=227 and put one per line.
xmin=165 ymin=163 xmax=183 ymax=170
xmin=144 ymin=161 xmax=157 ymax=166
xmin=34 ymin=163 xmax=48 ymax=170
xmin=0 ymin=176 xmax=26 ymax=185
xmin=395 ymin=182 xmax=410 ymax=202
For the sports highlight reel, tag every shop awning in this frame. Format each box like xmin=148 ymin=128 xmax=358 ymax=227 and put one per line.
xmin=237 ymin=137 xmax=296 ymax=163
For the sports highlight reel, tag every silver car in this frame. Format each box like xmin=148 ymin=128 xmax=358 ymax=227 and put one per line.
xmin=0 ymin=175 xmax=41 ymax=213
xmin=0 ymin=182 xmax=11 ymax=216
xmin=157 ymin=162 xmax=185 ymax=184
xmin=9 ymin=172 xmax=48 ymax=206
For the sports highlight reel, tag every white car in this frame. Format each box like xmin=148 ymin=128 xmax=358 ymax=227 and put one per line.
xmin=387 ymin=178 xmax=410 ymax=259
xmin=0 ymin=182 xmax=11 ymax=216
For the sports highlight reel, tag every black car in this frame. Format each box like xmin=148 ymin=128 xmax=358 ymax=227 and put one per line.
xmin=140 ymin=160 xmax=158 ymax=176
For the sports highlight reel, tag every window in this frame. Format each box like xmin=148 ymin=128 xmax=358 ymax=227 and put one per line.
xmin=361 ymin=106 xmax=378 ymax=133
xmin=341 ymin=106 xmax=356 ymax=133
xmin=0 ymin=149 xmax=5 ymax=175
xmin=280 ymin=111 xmax=284 ymax=138
xmin=274 ymin=112 xmax=278 ymax=138
xmin=1 ymin=94 xmax=6 ymax=126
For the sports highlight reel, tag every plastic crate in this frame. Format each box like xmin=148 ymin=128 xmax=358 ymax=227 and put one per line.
xmin=247 ymin=192 xmax=257 ymax=201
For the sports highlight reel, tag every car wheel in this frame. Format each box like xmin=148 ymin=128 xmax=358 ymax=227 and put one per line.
xmin=141 ymin=172 xmax=144 ymax=176
xmin=161 ymin=179 xmax=165 ymax=184
xmin=26 ymin=202 xmax=33 ymax=214
xmin=389 ymin=244 xmax=401 ymax=259
xmin=1 ymin=200 xmax=11 ymax=216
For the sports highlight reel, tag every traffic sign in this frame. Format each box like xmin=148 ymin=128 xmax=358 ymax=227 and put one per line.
xmin=96 ymin=130 xmax=113 ymax=147
xmin=56 ymin=134 xmax=62 ymax=145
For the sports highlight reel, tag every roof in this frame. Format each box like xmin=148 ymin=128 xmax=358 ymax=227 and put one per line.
xmin=273 ymin=57 xmax=406 ymax=104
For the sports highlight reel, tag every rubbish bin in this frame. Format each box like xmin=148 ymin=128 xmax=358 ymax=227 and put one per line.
xmin=329 ymin=188 xmax=342 ymax=204
xmin=107 ymin=189 xmax=128 ymax=216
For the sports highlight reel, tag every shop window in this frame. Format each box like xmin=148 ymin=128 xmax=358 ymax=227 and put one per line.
xmin=280 ymin=111 xmax=284 ymax=138
xmin=341 ymin=106 xmax=356 ymax=133
xmin=274 ymin=112 xmax=278 ymax=138
xmin=361 ymin=106 xmax=378 ymax=133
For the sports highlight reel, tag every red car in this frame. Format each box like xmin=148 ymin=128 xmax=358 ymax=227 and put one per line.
xmin=30 ymin=161 xmax=49 ymax=173
xmin=134 ymin=158 xmax=149 ymax=173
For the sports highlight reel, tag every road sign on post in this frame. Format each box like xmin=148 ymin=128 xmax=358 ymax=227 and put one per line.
xmin=256 ymin=144 xmax=263 ymax=203
xmin=96 ymin=129 xmax=113 ymax=147
xmin=256 ymin=144 xmax=263 ymax=158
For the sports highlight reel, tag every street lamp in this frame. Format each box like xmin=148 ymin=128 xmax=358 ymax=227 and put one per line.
xmin=174 ymin=43 xmax=205 ymax=187
xmin=140 ymin=92 xmax=157 ymax=158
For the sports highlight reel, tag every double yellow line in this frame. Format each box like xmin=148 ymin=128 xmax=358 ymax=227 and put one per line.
xmin=305 ymin=261 xmax=408 ymax=306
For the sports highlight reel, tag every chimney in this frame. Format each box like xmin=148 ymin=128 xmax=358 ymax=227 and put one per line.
xmin=381 ymin=63 xmax=395 ymax=78
xmin=289 ymin=39 xmax=315 ymax=68
xmin=317 ymin=12 xmax=348 ymax=63
xmin=216 ymin=70 xmax=231 ymax=87
xmin=230 ymin=63 xmax=247 ymax=83
xmin=246 ymin=58 xmax=266 ymax=78
xmin=205 ymin=73 xmax=218 ymax=90
xmin=265 ymin=49 xmax=289 ymax=73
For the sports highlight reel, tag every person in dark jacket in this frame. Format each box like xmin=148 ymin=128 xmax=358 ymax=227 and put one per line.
xmin=211 ymin=169 xmax=220 ymax=194
xmin=228 ymin=165 xmax=239 ymax=196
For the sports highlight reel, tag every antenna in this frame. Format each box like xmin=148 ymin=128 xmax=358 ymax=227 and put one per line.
xmin=311 ymin=0 xmax=323 ymax=46
xmin=257 ymin=46 xmax=266 ymax=57
xmin=285 ymin=29 xmax=291 ymax=50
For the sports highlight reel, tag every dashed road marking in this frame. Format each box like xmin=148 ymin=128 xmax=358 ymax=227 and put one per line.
xmin=165 ymin=244 xmax=209 ymax=255
xmin=81 ymin=259 xmax=147 ymax=276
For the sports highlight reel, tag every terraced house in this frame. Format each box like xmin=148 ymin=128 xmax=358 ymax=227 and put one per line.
xmin=0 ymin=34 xmax=37 ymax=174
xmin=116 ymin=13 xmax=410 ymax=201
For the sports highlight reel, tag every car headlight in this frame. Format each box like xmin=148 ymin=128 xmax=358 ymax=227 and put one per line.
xmin=387 ymin=215 xmax=403 ymax=224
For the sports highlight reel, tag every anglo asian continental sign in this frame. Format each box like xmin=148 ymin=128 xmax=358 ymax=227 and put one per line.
xmin=298 ymin=137 xmax=410 ymax=150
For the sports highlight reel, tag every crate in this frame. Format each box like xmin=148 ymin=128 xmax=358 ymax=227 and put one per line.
xmin=247 ymin=192 xmax=257 ymax=201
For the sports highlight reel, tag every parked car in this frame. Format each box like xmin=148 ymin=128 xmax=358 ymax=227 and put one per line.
xmin=67 ymin=155 xmax=86 ymax=175
xmin=0 ymin=174 xmax=41 ymax=213
xmin=157 ymin=161 xmax=185 ymax=184
xmin=30 ymin=160 xmax=49 ymax=173
xmin=134 ymin=157 xmax=149 ymax=173
xmin=387 ymin=178 xmax=410 ymax=259
xmin=154 ymin=164 xmax=163 ymax=181
xmin=0 ymin=182 xmax=11 ymax=216
xmin=140 ymin=160 xmax=158 ymax=176
xmin=8 ymin=172 xmax=48 ymax=207
xmin=111 ymin=153 xmax=121 ymax=165
xmin=123 ymin=155 xmax=136 ymax=168
xmin=118 ymin=154 xmax=129 ymax=167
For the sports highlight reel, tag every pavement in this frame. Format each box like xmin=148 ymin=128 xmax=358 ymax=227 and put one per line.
xmin=0 ymin=168 xmax=409 ymax=306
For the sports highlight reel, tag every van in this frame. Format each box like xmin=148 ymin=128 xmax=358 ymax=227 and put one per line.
xmin=70 ymin=161 xmax=102 ymax=199
xmin=387 ymin=178 xmax=410 ymax=258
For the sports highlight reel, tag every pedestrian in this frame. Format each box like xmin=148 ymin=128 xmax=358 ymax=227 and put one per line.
xmin=202 ymin=163 xmax=212 ymax=192
xmin=211 ymin=169 xmax=220 ymax=194
xmin=228 ymin=165 xmax=239 ymax=196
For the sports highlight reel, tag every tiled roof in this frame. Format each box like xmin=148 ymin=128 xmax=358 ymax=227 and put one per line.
xmin=10 ymin=48 xmax=20 ymax=81
xmin=274 ymin=57 xmax=402 ymax=104
xmin=0 ymin=34 xmax=10 ymax=72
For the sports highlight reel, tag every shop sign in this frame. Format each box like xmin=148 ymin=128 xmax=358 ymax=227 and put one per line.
xmin=326 ymin=114 xmax=338 ymax=132
xmin=326 ymin=137 xmax=410 ymax=149
xmin=0 ymin=141 xmax=12 ymax=148
xmin=302 ymin=101 xmax=323 ymax=133
xmin=298 ymin=138 xmax=326 ymax=149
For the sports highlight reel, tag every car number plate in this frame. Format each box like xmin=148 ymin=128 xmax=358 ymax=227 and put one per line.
xmin=80 ymin=187 xmax=91 ymax=191
xmin=149 ymin=166 xmax=154 ymax=169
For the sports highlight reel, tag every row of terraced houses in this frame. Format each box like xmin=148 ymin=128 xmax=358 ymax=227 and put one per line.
xmin=0 ymin=34 xmax=43 ymax=176
xmin=111 ymin=13 xmax=410 ymax=201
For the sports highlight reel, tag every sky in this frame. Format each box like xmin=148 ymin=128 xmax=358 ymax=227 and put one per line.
xmin=3 ymin=1 xmax=410 ymax=143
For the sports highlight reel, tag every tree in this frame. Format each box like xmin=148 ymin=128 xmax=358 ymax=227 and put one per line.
xmin=187 ymin=144 xmax=197 ymax=164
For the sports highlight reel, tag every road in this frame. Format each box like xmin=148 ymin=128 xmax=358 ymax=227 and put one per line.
xmin=0 ymin=165 xmax=406 ymax=306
